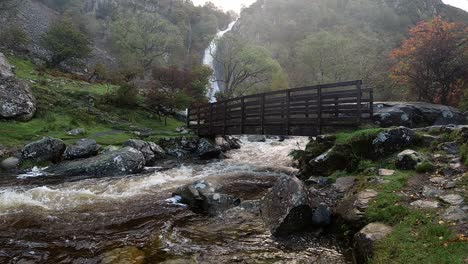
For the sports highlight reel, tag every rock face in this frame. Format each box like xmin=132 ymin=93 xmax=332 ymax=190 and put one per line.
xmin=372 ymin=127 xmax=416 ymax=156
xmin=47 ymin=147 xmax=145 ymax=177
xmin=260 ymin=176 xmax=316 ymax=236
xmin=0 ymin=75 xmax=37 ymax=121
xmin=373 ymin=102 xmax=466 ymax=128
xmin=396 ymin=150 xmax=424 ymax=170
xmin=0 ymin=53 xmax=14 ymax=78
xmin=173 ymin=180 xmax=240 ymax=215
xmin=122 ymin=139 xmax=165 ymax=165
xmin=354 ymin=223 xmax=393 ymax=263
xmin=21 ymin=137 xmax=66 ymax=164
xmin=64 ymin=139 xmax=100 ymax=160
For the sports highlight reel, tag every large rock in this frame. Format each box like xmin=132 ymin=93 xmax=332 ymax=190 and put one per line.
xmin=396 ymin=149 xmax=424 ymax=170
xmin=64 ymin=139 xmax=100 ymax=160
xmin=373 ymin=102 xmax=466 ymax=128
xmin=247 ymin=135 xmax=266 ymax=142
xmin=215 ymin=136 xmax=241 ymax=152
xmin=47 ymin=147 xmax=145 ymax=177
xmin=0 ymin=77 xmax=37 ymax=121
xmin=173 ymin=180 xmax=240 ymax=215
xmin=260 ymin=176 xmax=316 ymax=236
xmin=0 ymin=157 xmax=20 ymax=170
xmin=354 ymin=223 xmax=393 ymax=263
xmin=21 ymin=137 xmax=66 ymax=164
xmin=372 ymin=127 xmax=416 ymax=156
xmin=308 ymin=145 xmax=354 ymax=176
xmin=159 ymin=137 xmax=199 ymax=158
xmin=0 ymin=53 xmax=14 ymax=78
xmin=196 ymin=138 xmax=222 ymax=159
xmin=123 ymin=139 xmax=165 ymax=165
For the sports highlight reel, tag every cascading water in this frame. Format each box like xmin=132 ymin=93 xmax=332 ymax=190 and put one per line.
xmin=204 ymin=21 xmax=237 ymax=102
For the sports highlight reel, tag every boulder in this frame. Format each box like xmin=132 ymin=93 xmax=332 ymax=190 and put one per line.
xmin=47 ymin=147 xmax=145 ymax=177
xmin=308 ymin=145 xmax=355 ymax=176
xmin=0 ymin=77 xmax=36 ymax=121
xmin=0 ymin=157 xmax=20 ymax=170
xmin=64 ymin=139 xmax=100 ymax=160
xmin=173 ymin=180 xmax=240 ymax=215
xmin=354 ymin=223 xmax=393 ymax=263
xmin=247 ymin=135 xmax=266 ymax=142
xmin=215 ymin=136 xmax=241 ymax=152
xmin=159 ymin=137 xmax=199 ymax=158
xmin=0 ymin=53 xmax=14 ymax=78
xmin=396 ymin=150 xmax=424 ymax=170
xmin=439 ymin=194 xmax=464 ymax=205
xmin=260 ymin=176 xmax=315 ymax=236
xmin=123 ymin=139 xmax=165 ymax=165
xmin=354 ymin=189 xmax=378 ymax=210
xmin=196 ymin=138 xmax=222 ymax=159
xmin=21 ymin=137 xmax=66 ymax=164
xmin=333 ymin=176 xmax=356 ymax=193
xmin=442 ymin=206 xmax=467 ymax=222
xmin=373 ymin=102 xmax=466 ymax=128
xmin=67 ymin=128 xmax=86 ymax=136
xmin=372 ymin=127 xmax=416 ymax=156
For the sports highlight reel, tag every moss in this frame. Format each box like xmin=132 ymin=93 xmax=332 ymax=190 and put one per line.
xmin=415 ymin=161 xmax=435 ymax=173
xmin=460 ymin=143 xmax=468 ymax=166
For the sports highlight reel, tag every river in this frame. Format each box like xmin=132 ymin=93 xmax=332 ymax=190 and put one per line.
xmin=0 ymin=137 xmax=351 ymax=263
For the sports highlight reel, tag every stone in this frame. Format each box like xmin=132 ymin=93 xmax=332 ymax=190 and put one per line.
xmin=308 ymin=145 xmax=354 ymax=176
xmin=123 ymin=139 xmax=165 ymax=165
xmin=438 ymin=142 xmax=460 ymax=155
xmin=306 ymin=176 xmax=332 ymax=186
xmin=196 ymin=138 xmax=222 ymax=159
xmin=215 ymin=136 xmax=241 ymax=152
xmin=0 ymin=52 xmax=14 ymax=78
xmin=442 ymin=206 xmax=467 ymax=222
xmin=354 ymin=189 xmax=378 ymax=210
xmin=430 ymin=177 xmax=445 ymax=184
xmin=173 ymin=180 xmax=240 ymax=216
xmin=247 ymin=135 xmax=267 ymax=142
xmin=410 ymin=200 xmax=439 ymax=209
xmin=66 ymin=128 xmax=86 ymax=136
xmin=312 ymin=203 xmax=331 ymax=226
xmin=0 ymin=77 xmax=37 ymax=121
xmin=444 ymin=182 xmax=456 ymax=189
xmin=260 ymin=176 xmax=315 ymax=237
xmin=373 ymin=102 xmax=466 ymax=128
xmin=21 ymin=137 xmax=66 ymax=164
xmin=422 ymin=186 xmax=443 ymax=198
xmin=159 ymin=137 xmax=199 ymax=159
xmin=47 ymin=147 xmax=145 ymax=177
xmin=333 ymin=177 xmax=355 ymax=193
xmin=63 ymin=139 xmax=100 ymax=160
xmin=372 ymin=127 xmax=416 ymax=156
xmin=396 ymin=149 xmax=424 ymax=170
xmin=0 ymin=157 xmax=20 ymax=170
xmin=378 ymin=169 xmax=395 ymax=176
xmin=439 ymin=194 xmax=464 ymax=205
xmin=354 ymin=223 xmax=393 ymax=263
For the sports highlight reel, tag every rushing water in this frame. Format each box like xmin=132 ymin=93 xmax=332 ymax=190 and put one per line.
xmin=0 ymin=137 xmax=351 ymax=263
xmin=204 ymin=21 xmax=237 ymax=103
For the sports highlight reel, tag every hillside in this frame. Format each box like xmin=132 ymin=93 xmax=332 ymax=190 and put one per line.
xmin=229 ymin=0 xmax=468 ymax=100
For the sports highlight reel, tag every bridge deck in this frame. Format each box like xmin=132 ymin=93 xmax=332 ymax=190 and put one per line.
xmin=187 ymin=80 xmax=373 ymax=136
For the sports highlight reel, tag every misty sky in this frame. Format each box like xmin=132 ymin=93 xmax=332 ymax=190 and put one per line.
xmin=192 ymin=0 xmax=468 ymax=12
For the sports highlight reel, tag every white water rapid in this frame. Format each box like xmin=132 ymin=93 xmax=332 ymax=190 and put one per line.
xmin=204 ymin=21 xmax=237 ymax=102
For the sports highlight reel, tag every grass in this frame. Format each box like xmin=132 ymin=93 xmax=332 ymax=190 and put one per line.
xmin=0 ymin=56 xmax=186 ymax=150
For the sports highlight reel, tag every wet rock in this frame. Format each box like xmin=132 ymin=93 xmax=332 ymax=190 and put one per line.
xmin=422 ymin=186 xmax=443 ymax=198
xmin=66 ymin=128 xmax=86 ymax=136
xmin=123 ymin=139 xmax=165 ymax=165
xmin=373 ymin=102 xmax=466 ymax=128
xmin=333 ymin=177 xmax=355 ymax=193
xmin=159 ymin=137 xmax=199 ymax=158
xmin=354 ymin=223 xmax=393 ymax=263
xmin=215 ymin=136 xmax=241 ymax=152
xmin=312 ymin=203 xmax=331 ymax=226
xmin=439 ymin=194 xmax=464 ymax=205
xmin=0 ymin=53 xmax=14 ymax=78
xmin=197 ymin=138 xmax=222 ymax=159
xmin=64 ymin=139 xmax=100 ymax=160
xmin=396 ymin=150 xmax=424 ymax=170
xmin=47 ymin=147 xmax=145 ymax=177
xmin=0 ymin=77 xmax=37 ymax=121
xmin=372 ymin=127 xmax=416 ymax=156
xmin=442 ymin=206 xmax=467 ymax=222
xmin=378 ymin=169 xmax=395 ymax=176
xmin=354 ymin=189 xmax=378 ymax=210
xmin=0 ymin=157 xmax=20 ymax=170
xmin=173 ymin=180 xmax=240 ymax=216
xmin=410 ymin=200 xmax=439 ymax=209
xmin=247 ymin=135 xmax=266 ymax=142
xmin=260 ymin=176 xmax=315 ymax=236
xmin=438 ymin=142 xmax=459 ymax=155
xmin=21 ymin=137 xmax=66 ymax=164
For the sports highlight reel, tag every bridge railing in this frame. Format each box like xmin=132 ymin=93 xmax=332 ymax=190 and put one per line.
xmin=187 ymin=80 xmax=373 ymax=136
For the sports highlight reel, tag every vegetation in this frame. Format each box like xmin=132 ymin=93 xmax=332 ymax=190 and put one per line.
xmin=0 ymin=25 xmax=29 ymax=50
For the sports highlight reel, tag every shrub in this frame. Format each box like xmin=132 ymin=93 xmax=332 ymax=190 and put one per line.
xmin=0 ymin=25 xmax=29 ymax=49
xmin=415 ymin=161 xmax=435 ymax=173
xmin=112 ymin=83 xmax=139 ymax=107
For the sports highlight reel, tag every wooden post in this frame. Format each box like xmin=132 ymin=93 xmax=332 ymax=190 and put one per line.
xmin=369 ymin=90 xmax=374 ymax=122
xmin=186 ymin=108 xmax=191 ymax=128
xmin=356 ymin=81 xmax=362 ymax=125
xmin=305 ymin=99 xmax=309 ymax=118
xmin=223 ymin=101 xmax=227 ymax=135
xmin=241 ymin=98 xmax=245 ymax=134
xmin=260 ymin=94 xmax=265 ymax=135
xmin=286 ymin=91 xmax=290 ymax=135
xmin=334 ymin=97 xmax=339 ymax=117
xmin=197 ymin=106 xmax=201 ymax=135
xmin=209 ymin=103 xmax=213 ymax=135
xmin=317 ymin=86 xmax=322 ymax=135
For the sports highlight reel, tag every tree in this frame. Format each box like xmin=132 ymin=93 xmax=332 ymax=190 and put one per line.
xmin=390 ymin=17 xmax=468 ymax=105
xmin=212 ymin=35 xmax=287 ymax=99
xmin=41 ymin=19 xmax=92 ymax=67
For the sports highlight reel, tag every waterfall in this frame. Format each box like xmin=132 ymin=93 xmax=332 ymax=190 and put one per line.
xmin=204 ymin=21 xmax=237 ymax=103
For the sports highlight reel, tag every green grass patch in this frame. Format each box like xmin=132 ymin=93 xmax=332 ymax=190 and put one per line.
xmin=415 ymin=161 xmax=435 ymax=173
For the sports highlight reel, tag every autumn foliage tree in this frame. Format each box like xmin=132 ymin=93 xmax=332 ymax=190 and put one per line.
xmin=390 ymin=17 xmax=468 ymax=105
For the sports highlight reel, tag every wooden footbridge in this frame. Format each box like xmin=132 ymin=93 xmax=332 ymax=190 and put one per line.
xmin=187 ymin=80 xmax=373 ymax=136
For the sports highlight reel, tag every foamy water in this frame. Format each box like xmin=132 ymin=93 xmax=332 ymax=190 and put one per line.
xmin=0 ymin=137 xmax=308 ymax=214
